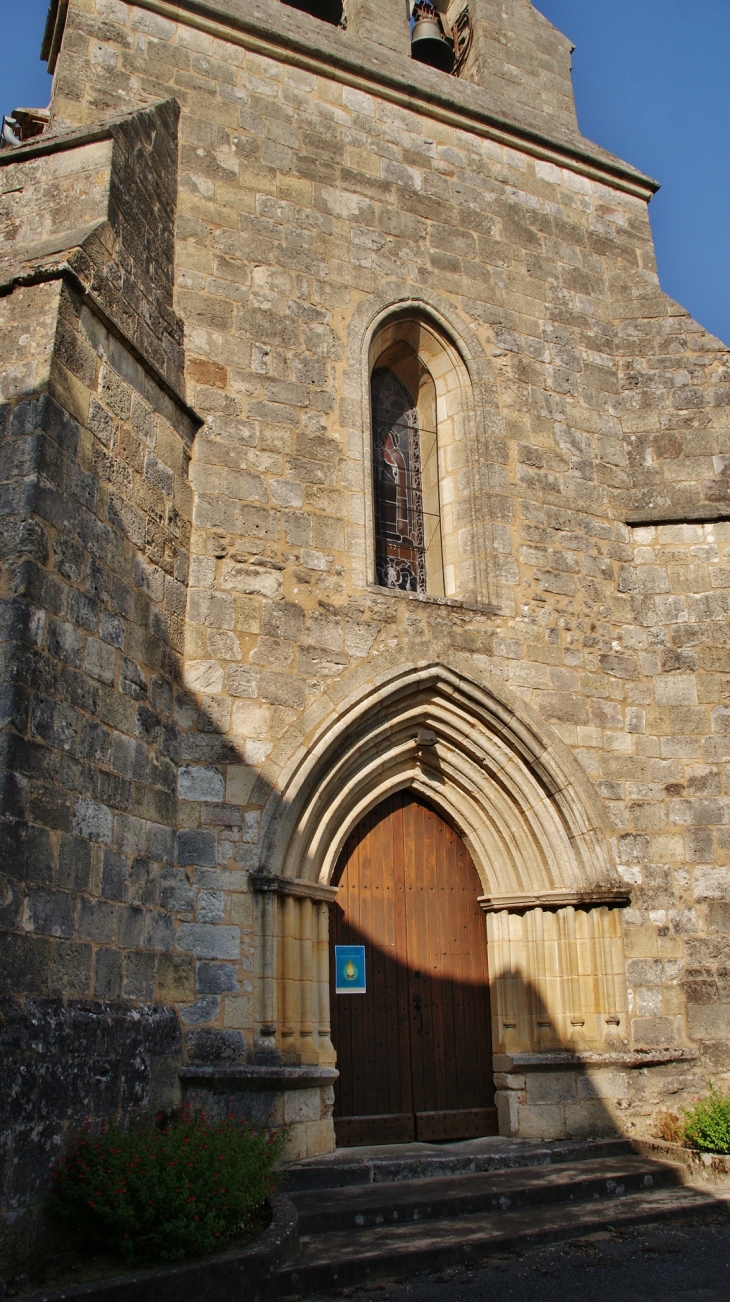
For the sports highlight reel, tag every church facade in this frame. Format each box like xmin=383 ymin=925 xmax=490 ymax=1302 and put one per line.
xmin=2 ymin=0 xmax=730 ymax=1259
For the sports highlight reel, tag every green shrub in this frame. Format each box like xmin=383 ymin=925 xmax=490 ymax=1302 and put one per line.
xmin=47 ymin=1109 xmax=287 ymax=1265
xmin=681 ymin=1088 xmax=730 ymax=1155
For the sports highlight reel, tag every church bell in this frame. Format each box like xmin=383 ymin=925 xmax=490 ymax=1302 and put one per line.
xmin=411 ymin=1 xmax=455 ymax=73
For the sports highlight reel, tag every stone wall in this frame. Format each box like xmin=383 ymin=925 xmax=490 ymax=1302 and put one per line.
xmin=1 ymin=0 xmax=730 ymax=1257
xmin=450 ymin=0 xmax=578 ymax=135
xmin=38 ymin=0 xmax=730 ymax=1100
xmin=0 ymin=999 xmax=179 ymax=1265
xmin=620 ymin=522 xmax=730 ymax=1050
xmin=0 ymin=101 xmax=197 ymax=1264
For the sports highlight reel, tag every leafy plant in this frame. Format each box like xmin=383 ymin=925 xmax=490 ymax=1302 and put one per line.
xmin=47 ymin=1109 xmax=287 ymax=1265
xmin=681 ymin=1087 xmax=730 ymax=1155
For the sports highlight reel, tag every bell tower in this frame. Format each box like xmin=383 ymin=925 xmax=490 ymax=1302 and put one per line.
xmin=435 ymin=0 xmax=578 ymax=130
xmin=382 ymin=0 xmax=575 ymax=132
xmin=344 ymin=0 xmax=577 ymax=133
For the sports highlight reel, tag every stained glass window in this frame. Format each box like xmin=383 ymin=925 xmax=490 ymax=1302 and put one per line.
xmin=371 ymin=367 xmax=427 ymax=593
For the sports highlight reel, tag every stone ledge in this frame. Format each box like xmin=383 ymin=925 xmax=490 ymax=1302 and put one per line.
xmin=0 ymin=118 xmax=115 ymax=165
xmin=180 ymin=1065 xmax=339 ymax=1091
xmin=22 ymin=1191 xmax=298 ymax=1302
xmin=627 ymin=509 xmax=730 ymax=527
xmin=0 ymin=260 xmax=201 ymax=438
xmin=39 ymin=0 xmax=657 ymax=199
xmin=364 ymin=585 xmax=500 ymax=616
xmin=249 ymin=873 xmax=338 ymax=902
xmin=493 ymin=1048 xmax=700 ymax=1073
xmin=479 ymin=888 xmax=631 ymax=914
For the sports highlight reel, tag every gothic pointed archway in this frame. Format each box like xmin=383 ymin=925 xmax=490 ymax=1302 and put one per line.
xmin=252 ymin=656 xmax=630 ymax=1114
xmin=262 ymin=658 xmax=616 ymax=899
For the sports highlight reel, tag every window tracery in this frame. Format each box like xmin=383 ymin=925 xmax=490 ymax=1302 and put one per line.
xmin=371 ymin=367 xmax=426 ymax=592
xmin=368 ymin=315 xmax=484 ymax=603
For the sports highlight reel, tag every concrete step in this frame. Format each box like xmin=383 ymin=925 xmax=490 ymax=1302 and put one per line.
xmin=275 ymin=1184 xmax=721 ymax=1295
xmin=289 ymin=1155 xmax=684 ymax=1234
xmin=284 ymin=1136 xmax=632 ymax=1192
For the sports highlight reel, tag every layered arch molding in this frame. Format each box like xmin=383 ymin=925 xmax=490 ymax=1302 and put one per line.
xmin=261 ymin=659 xmax=618 ymax=901
xmin=253 ymin=657 xmax=630 ymax=1075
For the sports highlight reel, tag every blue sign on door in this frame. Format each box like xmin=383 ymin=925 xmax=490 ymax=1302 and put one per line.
xmin=335 ymin=945 xmax=366 ymax=993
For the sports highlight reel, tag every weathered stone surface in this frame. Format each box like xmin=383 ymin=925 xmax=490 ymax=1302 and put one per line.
xmin=1 ymin=0 xmax=730 ymax=1268
xmin=0 ymin=998 xmax=180 ymax=1264
xmin=175 ymin=924 xmax=240 ymax=960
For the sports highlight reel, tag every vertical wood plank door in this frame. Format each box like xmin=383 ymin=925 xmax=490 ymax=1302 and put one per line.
xmin=329 ymin=792 xmax=497 ymax=1147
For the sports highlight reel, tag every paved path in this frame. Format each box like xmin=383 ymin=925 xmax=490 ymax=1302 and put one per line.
xmin=312 ymin=1212 xmax=730 ymax=1302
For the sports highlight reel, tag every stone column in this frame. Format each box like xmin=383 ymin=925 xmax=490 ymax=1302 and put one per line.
xmin=254 ymin=891 xmax=280 ymax=1058
xmin=252 ymin=876 xmax=338 ymax=1066
xmin=299 ymin=897 xmax=316 ymax=1062
xmin=281 ymin=894 xmax=299 ymax=1059
xmin=486 ymin=902 xmax=633 ymax=1140
xmin=315 ymin=900 xmax=337 ymax=1065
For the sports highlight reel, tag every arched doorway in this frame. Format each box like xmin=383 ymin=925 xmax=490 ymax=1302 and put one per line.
xmin=329 ymin=791 xmax=496 ymax=1146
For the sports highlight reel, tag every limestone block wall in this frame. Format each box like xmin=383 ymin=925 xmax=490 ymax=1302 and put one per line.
xmin=485 ymin=517 xmax=730 ymax=1141
xmin=0 ymin=293 xmax=193 ymax=1260
xmin=0 ymin=282 xmax=62 ymax=408
xmin=182 ymin=1072 xmax=336 ymax=1159
xmin=0 ymin=104 xmax=184 ymax=398
xmin=449 ymin=0 xmax=578 ymax=135
xmin=1 ymin=0 xmax=730 ymax=1218
xmin=0 ymin=102 xmax=202 ymax=1263
xmin=347 ymin=0 xmax=412 ymax=59
xmin=618 ymin=522 xmax=730 ymax=1051
xmin=34 ymin=0 xmax=730 ymax=1117
xmin=0 ymin=137 xmax=112 ymax=263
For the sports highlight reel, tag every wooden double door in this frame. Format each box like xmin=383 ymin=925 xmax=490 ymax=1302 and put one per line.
xmin=330 ymin=792 xmax=496 ymax=1146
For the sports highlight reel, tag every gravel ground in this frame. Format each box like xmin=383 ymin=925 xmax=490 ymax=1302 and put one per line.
xmin=316 ymin=1213 xmax=730 ymax=1302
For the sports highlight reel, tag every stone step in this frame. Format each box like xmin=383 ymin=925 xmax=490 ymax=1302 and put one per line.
xmin=289 ymin=1155 xmax=684 ymax=1234
xmin=274 ymin=1185 xmax=721 ymax=1295
xmin=284 ymin=1136 xmax=632 ymax=1192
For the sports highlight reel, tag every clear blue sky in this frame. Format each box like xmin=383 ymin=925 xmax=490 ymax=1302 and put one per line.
xmin=2 ymin=0 xmax=729 ymax=344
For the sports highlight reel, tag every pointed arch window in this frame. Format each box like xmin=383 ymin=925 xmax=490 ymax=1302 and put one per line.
xmin=371 ymin=344 xmax=444 ymax=595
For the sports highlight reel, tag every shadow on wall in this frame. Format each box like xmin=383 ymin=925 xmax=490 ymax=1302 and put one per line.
xmin=0 ymin=382 xmax=703 ymax=1263
xmin=325 ymin=932 xmax=629 ymax=1147
xmin=164 ymin=934 xmax=628 ymax=1148
xmin=0 ymin=380 xmax=198 ymax=1268
xmin=308 ymin=791 xmax=653 ymax=1145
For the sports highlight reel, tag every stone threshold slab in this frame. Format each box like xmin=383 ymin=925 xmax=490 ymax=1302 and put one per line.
xmin=284 ymin=1136 xmax=633 ymax=1191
